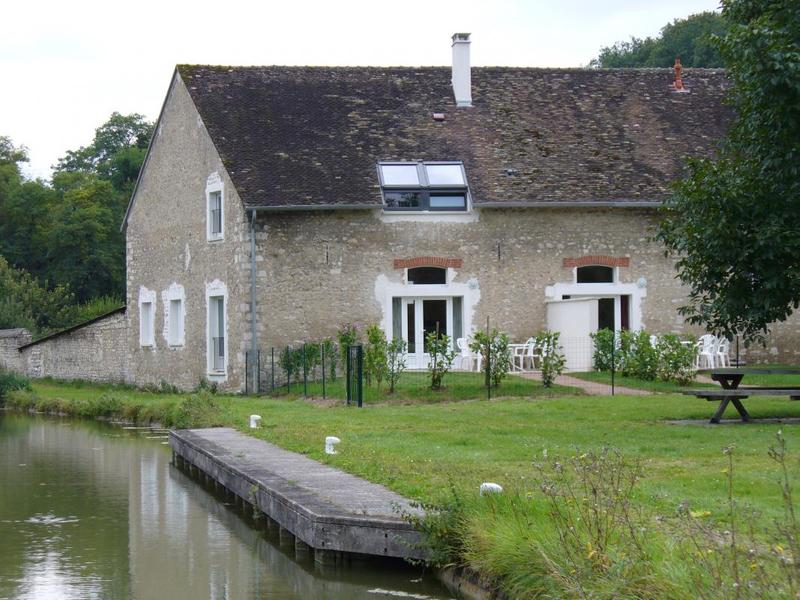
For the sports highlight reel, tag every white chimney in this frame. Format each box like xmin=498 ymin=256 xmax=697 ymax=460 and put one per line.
xmin=451 ymin=33 xmax=472 ymax=107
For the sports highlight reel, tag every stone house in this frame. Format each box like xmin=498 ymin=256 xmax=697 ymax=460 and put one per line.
xmin=121 ymin=34 xmax=746 ymax=392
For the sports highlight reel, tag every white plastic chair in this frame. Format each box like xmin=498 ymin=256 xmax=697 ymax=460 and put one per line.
xmin=696 ymin=334 xmax=717 ymax=369
xmin=512 ymin=337 xmax=536 ymax=372
xmin=716 ymin=337 xmax=731 ymax=368
xmin=456 ymin=337 xmax=474 ymax=371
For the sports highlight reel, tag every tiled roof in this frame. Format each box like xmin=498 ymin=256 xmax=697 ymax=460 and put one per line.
xmin=177 ymin=65 xmax=732 ymax=209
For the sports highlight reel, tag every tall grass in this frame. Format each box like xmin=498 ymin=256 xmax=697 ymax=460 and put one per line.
xmin=415 ymin=440 xmax=800 ymax=599
xmin=2 ymin=388 xmax=227 ymax=429
xmin=0 ymin=368 xmax=31 ymax=399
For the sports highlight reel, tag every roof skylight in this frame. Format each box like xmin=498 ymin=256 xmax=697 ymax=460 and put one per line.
xmin=377 ymin=162 xmax=469 ymax=212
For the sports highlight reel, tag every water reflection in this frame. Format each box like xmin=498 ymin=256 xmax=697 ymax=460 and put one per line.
xmin=0 ymin=415 xmax=451 ymax=599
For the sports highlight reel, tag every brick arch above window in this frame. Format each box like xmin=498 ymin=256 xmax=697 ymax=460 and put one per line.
xmin=562 ymin=255 xmax=630 ymax=269
xmin=393 ymin=257 xmax=463 ymax=270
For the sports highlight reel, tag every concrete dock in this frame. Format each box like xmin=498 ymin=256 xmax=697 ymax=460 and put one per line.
xmin=169 ymin=428 xmax=427 ymax=563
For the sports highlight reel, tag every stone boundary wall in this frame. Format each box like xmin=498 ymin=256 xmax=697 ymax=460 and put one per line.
xmin=0 ymin=329 xmax=32 ymax=372
xmin=15 ymin=310 xmax=128 ymax=383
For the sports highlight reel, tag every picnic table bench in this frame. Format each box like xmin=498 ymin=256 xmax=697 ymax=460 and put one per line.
xmin=683 ymin=368 xmax=800 ymax=424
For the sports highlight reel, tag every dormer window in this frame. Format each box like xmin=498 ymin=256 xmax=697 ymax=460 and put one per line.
xmin=378 ymin=162 xmax=469 ymax=212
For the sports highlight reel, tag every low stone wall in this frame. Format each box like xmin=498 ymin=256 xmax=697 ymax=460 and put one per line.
xmin=0 ymin=329 xmax=32 ymax=372
xmin=17 ymin=309 xmax=128 ymax=383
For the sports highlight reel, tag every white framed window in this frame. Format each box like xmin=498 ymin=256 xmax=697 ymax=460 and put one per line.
xmin=162 ymin=283 xmax=186 ymax=347
xmin=138 ymin=286 xmax=156 ymax=347
xmin=169 ymin=300 xmax=183 ymax=346
xmin=206 ymin=172 xmax=224 ymax=241
xmin=206 ymin=280 xmax=227 ymax=378
xmin=377 ymin=162 xmax=469 ymax=212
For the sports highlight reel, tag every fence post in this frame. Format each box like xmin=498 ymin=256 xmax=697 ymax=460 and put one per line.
xmin=321 ymin=344 xmax=327 ymax=399
xmin=245 ymin=351 xmax=250 ymax=395
xmin=356 ymin=345 xmax=363 ymax=408
xmin=271 ymin=347 xmax=275 ymax=393
xmin=611 ymin=333 xmax=616 ymax=396
xmin=286 ymin=346 xmax=290 ymax=394
xmin=303 ymin=343 xmax=308 ymax=398
xmin=346 ymin=345 xmax=352 ymax=406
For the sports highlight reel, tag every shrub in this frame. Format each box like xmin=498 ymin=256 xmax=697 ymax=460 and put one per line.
xmin=624 ymin=330 xmax=658 ymax=380
xmin=386 ymin=337 xmax=407 ymax=394
xmin=426 ymin=331 xmax=457 ymax=390
xmin=194 ymin=377 xmax=219 ymax=394
xmin=142 ymin=379 xmax=181 ymax=394
xmin=592 ymin=328 xmax=617 ymax=371
xmin=364 ymin=324 xmax=388 ymax=389
xmin=592 ymin=329 xmax=694 ymax=384
xmin=0 ymin=368 xmax=31 ymax=400
xmin=170 ymin=391 xmax=227 ymax=429
xmin=655 ymin=334 xmax=696 ymax=384
xmin=536 ymin=330 xmax=566 ymax=387
xmin=301 ymin=342 xmax=321 ymax=378
xmin=337 ymin=322 xmax=361 ymax=368
xmin=279 ymin=346 xmax=303 ymax=383
xmin=469 ymin=329 xmax=511 ymax=388
xmin=321 ymin=337 xmax=337 ymax=381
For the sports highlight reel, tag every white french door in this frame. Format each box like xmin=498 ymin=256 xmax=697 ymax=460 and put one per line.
xmin=400 ymin=297 xmax=454 ymax=369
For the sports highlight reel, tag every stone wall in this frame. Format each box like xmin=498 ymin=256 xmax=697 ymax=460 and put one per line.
xmin=16 ymin=310 xmax=128 ymax=382
xmin=0 ymin=329 xmax=31 ymax=372
xmin=251 ymin=207 xmax=688 ymax=343
xmin=124 ymin=72 xmax=249 ymax=391
xmin=249 ymin=206 xmax=800 ymax=365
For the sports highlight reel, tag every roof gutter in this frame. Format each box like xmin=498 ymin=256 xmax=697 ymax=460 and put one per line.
xmin=474 ymin=200 xmax=663 ymax=209
xmin=248 ymin=204 xmax=378 ymax=212
xmin=245 ymin=200 xmax=663 ymax=212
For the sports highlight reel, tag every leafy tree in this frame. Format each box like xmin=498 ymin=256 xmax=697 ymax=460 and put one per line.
xmin=0 ymin=137 xmax=27 ymax=198
xmin=469 ymin=329 xmax=511 ymax=388
xmin=0 ymin=255 xmax=77 ymax=334
xmin=55 ymin=112 xmax=153 ymax=195
xmin=386 ymin=337 xmax=407 ymax=394
xmin=0 ymin=112 xmax=153 ymax=307
xmin=364 ymin=324 xmax=388 ymax=389
xmin=426 ymin=332 xmax=457 ymax=390
xmin=656 ymin=0 xmax=800 ymax=343
xmin=0 ymin=180 xmax=58 ymax=279
xmin=45 ymin=177 xmax=124 ymax=302
xmin=591 ymin=11 xmax=728 ymax=67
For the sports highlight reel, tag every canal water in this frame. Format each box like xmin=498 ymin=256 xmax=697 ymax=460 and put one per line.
xmin=0 ymin=414 xmax=453 ymax=600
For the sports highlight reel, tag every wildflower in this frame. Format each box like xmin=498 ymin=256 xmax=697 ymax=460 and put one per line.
xmin=690 ymin=510 xmax=712 ymax=519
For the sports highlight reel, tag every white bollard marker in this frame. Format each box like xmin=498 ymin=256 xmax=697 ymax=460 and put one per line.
xmin=480 ymin=482 xmax=503 ymax=496
xmin=325 ymin=436 xmax=341 ymax=455
xmin=250 ymin=415 xmax=262 ymax=429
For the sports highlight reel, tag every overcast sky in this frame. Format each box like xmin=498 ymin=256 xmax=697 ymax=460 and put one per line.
xmin=1 ymin=0 xmax=720 ymax=179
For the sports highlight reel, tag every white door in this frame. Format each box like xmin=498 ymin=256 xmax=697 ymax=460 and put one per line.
xmin=401 ymin=297 xmax=453 ymax=369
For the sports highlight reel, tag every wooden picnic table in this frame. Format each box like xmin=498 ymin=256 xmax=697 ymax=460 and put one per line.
xmin=684 ymin=368 xmax=800 ymax=424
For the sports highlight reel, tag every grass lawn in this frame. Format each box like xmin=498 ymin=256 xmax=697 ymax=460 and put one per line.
xmin=268 ymin=370 xmax=579 ymax=404
xmin=5 ymin=378 xmax=800 ymax=598
xmin=568 ymin=370 xmax=716 ymax=393
xmin=571 ymin=364 xmax=800 ymax=393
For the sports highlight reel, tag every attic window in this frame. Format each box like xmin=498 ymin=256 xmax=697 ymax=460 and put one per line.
xmin=378 ymin=162 xmax=468 ymax=212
